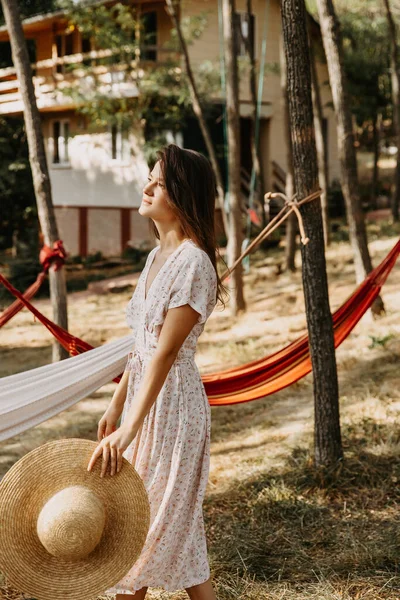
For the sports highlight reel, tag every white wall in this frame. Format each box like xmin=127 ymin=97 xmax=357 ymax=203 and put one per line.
xmin=43 ymin=115 xmax=146 ymax=208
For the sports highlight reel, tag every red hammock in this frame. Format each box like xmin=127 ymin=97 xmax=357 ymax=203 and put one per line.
xmin=1 ymin=239 xmax=399 ymax=406
xmin=0 ymin=241 xmax=67 ymax=328
xmin=204 ymin=239 xmax=400 ymax=404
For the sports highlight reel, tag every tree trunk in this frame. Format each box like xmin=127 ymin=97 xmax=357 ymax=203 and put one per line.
xmin=279 ymin=34 xmax=297 ymax=271
xmin=281 ymin=0 xmax=343 ymax=467
xmin=223 ymin=0 xmax=245 ymax=315
xmin=165 ymin=0 xmax=229 ymax=238
xmin=1 ymin=0 xmax=69 ymax=362
xmin=285 ymin=201 xmax=297 ymax=271
xmin=308 ymin=27 xmax=330 ymax=246
xmin=372 ymin=110 xmax=380 ymax=209
xmin=316 ymin=0 xmax=384 ymax=315
xmin=246 ymin=0 xmax=267 ymax=227
xmin=383 ymin=0 xmax=400 ymax=222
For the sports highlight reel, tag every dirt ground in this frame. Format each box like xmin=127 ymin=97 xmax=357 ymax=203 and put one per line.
xmin=1 ymin=225 xmax=400 ymax=599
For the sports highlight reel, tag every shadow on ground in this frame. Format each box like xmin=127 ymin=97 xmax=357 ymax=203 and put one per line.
xmin=204 ymin=419 xmax=400 ymax=599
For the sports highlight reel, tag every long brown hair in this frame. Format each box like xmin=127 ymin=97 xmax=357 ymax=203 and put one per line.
xmin=150 ymin=143 xmax=229 ymax=310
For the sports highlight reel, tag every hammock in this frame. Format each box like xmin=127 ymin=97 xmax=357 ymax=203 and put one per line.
xmin=0 ymin=238 xmax=399 ymax=442
xmin=204 ymin=238 xmax=400 ymax=404
xmin=0 ymin=335 xmax=132 ymax=442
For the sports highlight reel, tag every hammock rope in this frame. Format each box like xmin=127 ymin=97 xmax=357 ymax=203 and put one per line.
xmin=0 ymin=240 xmax=67 ymax=328
xmin=221 ymin=188 xmax=320 ymax=280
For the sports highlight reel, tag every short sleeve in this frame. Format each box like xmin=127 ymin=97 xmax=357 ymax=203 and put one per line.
xmin=167 ymin=252 xmax=217 ymax=325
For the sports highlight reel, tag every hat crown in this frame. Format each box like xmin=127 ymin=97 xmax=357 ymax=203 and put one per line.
xmin=36 ymin=485 xmax=106 ymax=560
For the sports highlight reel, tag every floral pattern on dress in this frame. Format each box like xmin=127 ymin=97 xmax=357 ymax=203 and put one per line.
xmin=106 ymin=239 xmax=217 ymax=595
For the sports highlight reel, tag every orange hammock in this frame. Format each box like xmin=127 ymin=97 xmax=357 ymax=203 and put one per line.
xmin=1 ymin=238 xmax=399 ymax=406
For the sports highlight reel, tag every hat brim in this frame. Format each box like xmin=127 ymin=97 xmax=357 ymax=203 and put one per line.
xmin=0 ymin=438 xmax=150 ymax=600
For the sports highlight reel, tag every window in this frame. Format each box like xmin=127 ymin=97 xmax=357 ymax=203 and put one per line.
xmin=52 ymin=120 xmax=70 ymax=165
xmin=109 ymin=123 xmax=130 ymax=162
xmin=141 ymin=11 xmax=157 ymax=61
xmin=234 ymin=12 xmax=255 ymax=58
xmin=55 ymin=33 xmax=74 ymax=74
xmin=81 ymin=36 xmax=91 ymax=54
xmin=81 ymin=36 xmax=92 ymax=67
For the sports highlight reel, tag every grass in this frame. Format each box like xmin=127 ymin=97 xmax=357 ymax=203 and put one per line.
xmin=1 ymin=221 xmax=400 ymax=599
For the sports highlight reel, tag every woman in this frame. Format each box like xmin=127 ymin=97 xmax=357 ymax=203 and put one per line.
xmin=87 ymin=143 xmax=228 ymax=599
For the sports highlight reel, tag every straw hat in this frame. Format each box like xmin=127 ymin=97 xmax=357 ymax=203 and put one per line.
xmin=0 ymin=438 xmax=150 ymax=600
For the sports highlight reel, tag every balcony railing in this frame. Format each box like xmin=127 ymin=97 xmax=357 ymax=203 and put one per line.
xmin=0 ymin=44 xmax=180 ymax=115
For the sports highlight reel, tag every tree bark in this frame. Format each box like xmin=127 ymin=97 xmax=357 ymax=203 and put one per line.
xmin=316 ymin=0 xmax=384 ymax=315
xmin=308 ymin=28 xmax=330 ymax=246
xmin=165 ymin=0 xmax=229 ymax=238
xmin=372 ymin=110 xmax=380 ymax=209
xmin=222 ymin=0 xmax=245 ymax=315
xmin=279 ymin=34 xmax=297 ymax=271
xmin=383 ymin=0 xmax=400 ymax=222
xmin=281 ymin=0 xmax=343 ymax=467
xmin=246 ymin=0 xmax=267 ymax=228
xmin=1 ymin=0 xmax=69 ymax=362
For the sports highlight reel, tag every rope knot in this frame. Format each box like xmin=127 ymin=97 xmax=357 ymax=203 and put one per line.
xmin=39 ymin=240 xmax=68 ymax=273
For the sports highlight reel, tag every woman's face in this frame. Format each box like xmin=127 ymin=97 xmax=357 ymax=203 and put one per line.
xmin=139 ymin=160 xmax=174 ymax=221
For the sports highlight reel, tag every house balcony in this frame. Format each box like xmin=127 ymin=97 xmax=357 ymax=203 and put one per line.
xmin=0 ymin=45 xmax=180 ymax=116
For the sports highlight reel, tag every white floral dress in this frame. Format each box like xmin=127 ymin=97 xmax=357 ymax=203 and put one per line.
xmin=106 ymin=238 xmax=217 ymax=595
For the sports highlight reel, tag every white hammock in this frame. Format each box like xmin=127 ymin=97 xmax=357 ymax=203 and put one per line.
xmin=0 ymin=334 xmax=133 ymax=442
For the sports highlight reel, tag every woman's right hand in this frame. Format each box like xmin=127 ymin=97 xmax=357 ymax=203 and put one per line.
xmin=97 ymin=403 xmax=124 ymax=442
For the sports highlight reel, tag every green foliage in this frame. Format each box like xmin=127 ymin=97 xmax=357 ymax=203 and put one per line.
xmin=121 ymin=245 xmax=142 ymax=262
xmin=0 ymin=117 xmax=38 ymax=251
xmin=67 ymin=254 xmax=83 ymax=265
xmin=0 ymin=258 xmax=49 ymax=305
xmin=368 ymin=334 xmax=395 ymax=349
xmin=82 ymin=251 xmax=104 ymax=265
xmin=306 ymin=0 xmax=395 ymax=152
xmin=168 ymin=12 xmax=210 ymax=50
xmin=0 ymin=0 xmax=58 ymax=27
xmin=0 ymin=1 xmax=51 ymax=252
xmin=57 ymin=0 xmax=219 ymax=151
xmin=340 ymin=8 xmax=391 ymax=129
xmin=62 ymin=1 xmax=137 ymax=51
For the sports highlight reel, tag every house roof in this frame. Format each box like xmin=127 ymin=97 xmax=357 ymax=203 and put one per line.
xmin=0 ymin=0 xmax=111 ymax=39
xmin=0 ymin=0 xmax=166 ymax=37
xmin=0 ymin=8 xmax=65 ymax=38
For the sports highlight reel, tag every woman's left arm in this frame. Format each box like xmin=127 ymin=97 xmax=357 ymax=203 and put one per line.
xmin=87 ymin=302 xmax=201 ymax=477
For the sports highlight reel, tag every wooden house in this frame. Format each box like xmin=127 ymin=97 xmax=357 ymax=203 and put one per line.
xmin=0 ymin=0 xmax=339 ymax=257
